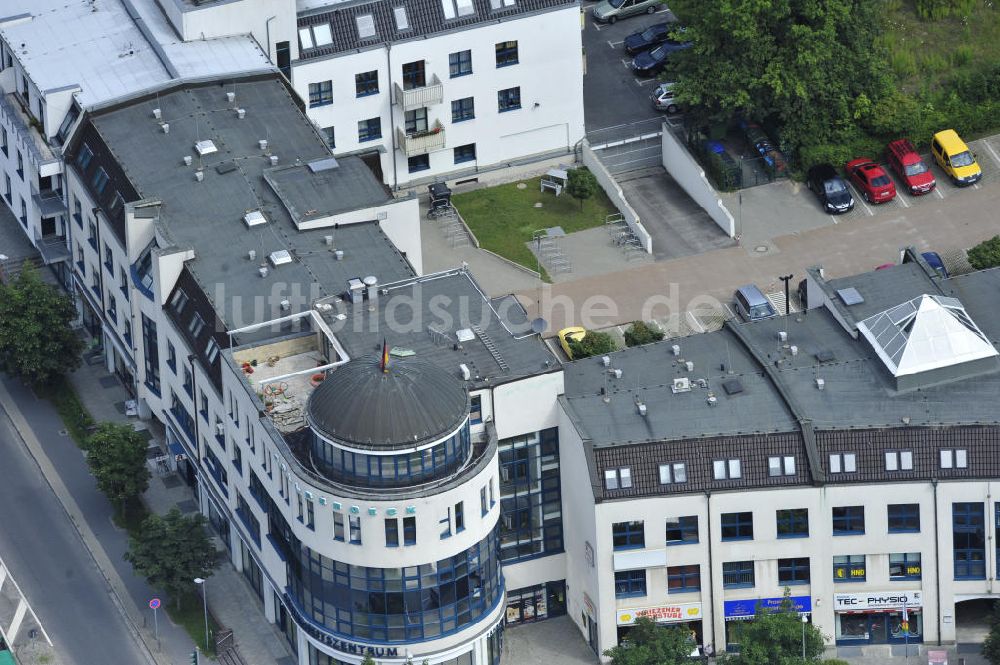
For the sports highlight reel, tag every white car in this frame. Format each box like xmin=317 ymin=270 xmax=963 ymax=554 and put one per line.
xmin=651 ymin=82 xmax=679 ymax=114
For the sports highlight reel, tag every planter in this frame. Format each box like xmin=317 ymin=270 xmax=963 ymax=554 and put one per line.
xmin=310 ymin=373 xmax=326 ymax=388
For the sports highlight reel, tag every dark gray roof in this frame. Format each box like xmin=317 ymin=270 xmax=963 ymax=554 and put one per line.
xmin=0 ymin=204 xmax=40 ymax=268
xmin=264 ymin=159 xmax=391 ymax=225
xmin=320 ymin=268 xmax=558 ymax=388
xmin=297 ymin=0 xmax=576 ymax=60
xmin=822 ymin=261 xmax=941 ymax=326
xmin=307 ymin=355 xmax=469 ymax=449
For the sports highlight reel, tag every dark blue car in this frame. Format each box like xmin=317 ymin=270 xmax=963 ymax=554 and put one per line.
xmin=624 ymin=22 xmax=672 ymax=55
xmin=630 ymin=40 xmax=691 ymax=77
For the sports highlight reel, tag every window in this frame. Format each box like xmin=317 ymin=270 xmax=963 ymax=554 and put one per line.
xmin=402 ymin=60 xmax=426 ymax=90
xmin=321 ymin=126 xmax=335 ymax=149
xmin=305 ymin=498 xmax=314 ymax=529
xmin=776 ymin=508 xmax=809 ymax=538
xmin=205 ymin=339 xmax=220 ymax=364
xmin=497 ymin=87 xmax=521 ymax=112
xmin=713 ymin=458 xmax=742 ymax=480
xmin=16 ymin=151 xmax=23 ymax=179
xmin=104 ymin=246 xmax=114 ymax=273
xmin=495 ymin=40 xmax=519 ymax=67
xmin=885 ymin=450 xmax=914 ymax=471
xmin=358 ymin=117 xmax=382 ymax=142
xmin=614 ymin=569 xmax=646 ymax=598
xmin=940 ymin=448 xmax=968 ymax=469
xmin=0 ymin=126 xmax=6 ymax=155
xmin=604 ymin=467 xmax=631 ymax=490
xmin=77 ymin=143 xmax=93 ymax=169
xmin=778 ymin=557 xmax=810 ymax=585
xmin=451 ymin=97 xmax=475 ymax=122
xmin=665 ymin=516 xmax=698 ymax=545
xmin=141 ymin=314 xmax=160 ymax=395
xmin=119 ymin=267 xmax=129 ymax=299
xmin=333 ymin=512 xmax=345 ymax=541
xmin=953 ymin=502 xmax=985 ymax=579
xmin=889 ymin=553 xmax=922 ymax=580
xmin=355 ymin=70 xmax=379 ymax=97
xmin=723 ymin=561 xmax=755 ymax=588
xmin=298 ymin=25 xmax=333 ymax=50
xmin=833 ymin=555 xmax=866 ymax=582
xmin=91 ymin=167 xmax=109 ymax=194
xmin=403 ymin=516 xmax=416 ymax=545
xmin=189 ymin=312 xmax=206 ymax=337
xmin=349 ymin=515 xmax=362 ymax=544
xmin=721 ymin=512 xmax=753 ymax=541
xmin=612 ymin=521 xmax=644 ymax=550
xmin=667 ymin=565 xmax=700 ymax=593
xmin=449 ymin=50 xmax=473 ymax=77
xmin=470 ymin=394 xmax=483 ymax=424
xmin=170 ymin=289 xmax=189 ymax=314
xmin=829 ymin=452 xmax=857 ymax=473
xmin=887 ymin=504 xmax=920 ymax=533
xmin=308 ymin=80 xmax=333 ymax=107
xmin=107 ymin=294 xmax=117 ymax=322
xmin=385 ymin=519 xmax=400 ymax=547
xmin=481 ymin=486 xmax=488 ymax=516
xmin=88 ymin=219 xmax=98 ymax=248
xmin=768 ymin=455 xmax=796 ymax=476
xmin=659 ymin=462 xmax=687 ymax=484
xmin=455 ymin=501 xmax=465 ymax=532
xmin=404 ymin=107 xmax=428 ymax=134
xmin=454 ymin=143 xmax=476 ymax=164
xmin=232 ymin=445 xmax=243 ymax=477
xmin=3 ymin=174 xmax=9 ymax=203
xmin=182 ymin=365 xmax=193 ymax=396
xmin=407 ymin=154 xmax=430 ymax=173
xmin=166 ymin=342 xmax=176 ymax=372
xmin=832 ymin=506 xmax=865 ymax=535
xmin=440 ymin=506 xmax=452 ymax=539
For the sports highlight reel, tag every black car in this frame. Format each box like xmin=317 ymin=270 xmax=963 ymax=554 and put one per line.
xmin=807 ymin=164 xmax=854 ymax=214
xmin=630 ymin=40 xmax=691 ymax=77
xmin=624 ymin=22 xmax=671 ymax=55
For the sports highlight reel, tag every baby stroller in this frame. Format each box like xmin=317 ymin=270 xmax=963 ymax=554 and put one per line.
xmin=427 ymin=182 xmax=453 ymax=219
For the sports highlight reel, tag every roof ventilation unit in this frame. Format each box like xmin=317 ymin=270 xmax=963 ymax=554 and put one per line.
xmin=601 ymin=355 xmax=610 ymax=367
xmin=706 ymin=393 xmax=717 ymax=407
xmin=324 ymin=235 xmax=334 ymax=246
xmin=194 ymin=170 xmax=204 ymax=182
xmin=258 ymin=266 xmax=269 ymax=278
xmin=280 ymin=299 xmax=290 ymax=311
xmin=269 ymin=155 xmax=279 ymax=166
xmin=226 ymin=91 xmax=236 ymax=104
xmin=671 ymin=377 xmax=691 ymax=394
xmin=459 ymin=363 xmax=471 ymax=380
xmin=183 ymin=155 xmax=192 ymax=166
xmin=194 ymin=140 xmax=217 ymax=156
xmin=790 ymin=345 xmax=798 ymax=356
xmin=611 ymin=368 xmax=622 ymax=379
xmin=236 ymin=108 xmax=246 ymax=119
xmin=685 ymin=361 xmax=694 ymax=372
xmin=636 ymin=402 xmax=647 ymax=417
xmin=268 ymin=250 xmax=293 ymax=267
xmin=815 ymin=378 xmax=825 ymax=390
xmin=152 ymin=108 xmax=162 ymax=120
xmin=671 ymin=344 xmax=680 ymax=356
xmin=161 ymin=123 xmax=170 ymax=134
xmin=259 ymin=139 xmax=268 ymax=151
xmin=243 ymin=210 xmax=267 ymax=227
xmin=778 ymin=331 xmax=788 ymax=342
xmin=456 ymin=328 xmax=476 ymax=343
xmin=248 ymin=250 xmax=256 ymax=261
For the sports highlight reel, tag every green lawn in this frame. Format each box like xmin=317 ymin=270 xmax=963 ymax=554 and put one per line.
xmin=45 ymin=377 xmax=94 ymax=447
xmin=451 ymin=174 xmax=617 ymax=276
xmin=164 ymin=589 xmax=222 ymax=656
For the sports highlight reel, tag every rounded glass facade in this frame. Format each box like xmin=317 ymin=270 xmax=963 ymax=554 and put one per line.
xmin=311 ymin=423 xmax=471 ymax=488
xmin=289 ymin=526 xmax=502 ymax=643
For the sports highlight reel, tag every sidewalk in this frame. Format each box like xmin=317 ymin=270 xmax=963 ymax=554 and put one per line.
xmin=67 ymin=359 xmax=296 ymax=665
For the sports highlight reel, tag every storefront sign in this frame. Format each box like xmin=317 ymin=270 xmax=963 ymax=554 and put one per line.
xmin=833 ymin=590 xmax=922 ymax=612
xmin=284 ymin=594 xmax=399 ymax=658
xmin=617 ymin=603 xmax=702 ymax=625
xmin=723 ymin=596 xmax=811 ymax=619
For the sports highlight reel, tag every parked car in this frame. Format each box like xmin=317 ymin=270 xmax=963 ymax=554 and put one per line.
xmin=624 ymin=22 xmax=672 ymax=55
xmin=630 ymin=40 xmax=691 ymax=77
xmin=558 ymin=327 xmax=587 ymax=359
xmin=592 ymin=0 xmax=660 ymax=24
xmin=921 ymin=251 xmax=949 ymax=278
xmin=651 ymin=82 xmax=679 ymax=113
xmin=807 ymin=164 xmax=854 ymax=214
xmin=886 ymin=139 xmax=936 ymax=195
xmin=845 ymin=158 xmax=896 ymax=204
xmin=930 ymin=129 xmax=982 ymax=186
xmin=733 ymin=284 xmax=777 ymax=322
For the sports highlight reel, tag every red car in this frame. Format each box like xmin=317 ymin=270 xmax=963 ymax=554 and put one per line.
xmin=845 ymin=158 xmax=896 ymax=203
xmin=886 ymin=139 xmax=936 ymax=195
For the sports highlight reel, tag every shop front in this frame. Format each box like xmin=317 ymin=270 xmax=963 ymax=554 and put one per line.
xmin=616 ymin=602 xmax=703 ymax=650
xmin=833 ymin=590 xmax=923 ymax=645
xmin=505 ymin=581 xmax=567 ymax=625
xmin=723 ymin=595 xmax=811 ymax=651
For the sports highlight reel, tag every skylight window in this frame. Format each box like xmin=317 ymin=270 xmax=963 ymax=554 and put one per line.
xmin=441 ymin=0 xmax=456 ymax=20
xmin=312 ymin=23 xmax=333 ymax=46
xmin=456 ymin=0 xmax=475 ymax=16
xmin=394 ymin=6 xmax=410 ymax=30
xmin=298 ymin=27 xmax=314 ymax=49
xmin=442 ymin=0 xmax=475 ymax=17
xmin=356 ymin=14 xmax=376 ymax=39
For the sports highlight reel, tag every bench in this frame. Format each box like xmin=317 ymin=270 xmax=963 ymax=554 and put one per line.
xmin=540 ymin=179 xmax=562 ymax=196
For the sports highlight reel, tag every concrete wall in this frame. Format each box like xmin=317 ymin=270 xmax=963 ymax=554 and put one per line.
xmin=660 ymin=125 xmax=735 ymax=237
xmin=581 ymin=141 xmax=652 ymax=254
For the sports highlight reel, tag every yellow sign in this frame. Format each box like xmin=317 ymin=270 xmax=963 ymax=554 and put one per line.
xmin=617 ymin=603 xmax=702 ymax=625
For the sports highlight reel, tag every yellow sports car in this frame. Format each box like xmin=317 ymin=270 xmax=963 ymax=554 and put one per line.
xmin=558 ymin=327 xmax=587 ymax=359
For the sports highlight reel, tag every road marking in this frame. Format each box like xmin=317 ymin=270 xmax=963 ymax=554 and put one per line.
xmin=686 ymin=310 xmax=705 ymax=333
xmin=620 ymin=58 xmax=631 ymax=66
xmin=973 ymin=182 xmax=980 ymax=190
xmin=983 ymin=139 xmax=1000 ymax=168
xmin=896 ymin=193 xmax=910 ymax=208
xmin=934 ymin=187 xmax=945 ymax=199
xmin=591 ymin=22 xmax=603 ymax=30
xmin=608 ymin=39 xmax=624 ymax=47
xmin=634 ymin=77 xmax=657 ymax=86
xmin=858 ymin=197 xmax=874 ymax=217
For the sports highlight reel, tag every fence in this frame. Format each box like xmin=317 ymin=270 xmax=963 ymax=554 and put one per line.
xmin=581 ymin=140 xmax=653 ymax=254
xmin=586 ymin=117 xmax=665 ymax=175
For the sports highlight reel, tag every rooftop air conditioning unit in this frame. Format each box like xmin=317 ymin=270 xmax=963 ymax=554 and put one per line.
xmin=268 ymin=250 xmax=293 ymax=267
xmin=194 ymin=139 xmax=217 ymax=156
xmin=243 ymin=210 xmax=267 ymax=227
xmin=671 ymin=377 xmax=691 ymax=394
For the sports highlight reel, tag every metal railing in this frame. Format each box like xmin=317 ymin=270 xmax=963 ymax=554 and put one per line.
xmin=393 ymin=74 xmax=443 ymax=111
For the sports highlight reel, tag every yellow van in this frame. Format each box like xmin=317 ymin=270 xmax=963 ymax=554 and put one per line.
xmin=930 ymin=129 xmax=982 ymax=186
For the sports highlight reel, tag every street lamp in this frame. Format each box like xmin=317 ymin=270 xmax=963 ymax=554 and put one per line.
xmin=194 ymin=577 xmax=208 ymax=652
xmin=801 ymin=614 xmax=808 ymax=659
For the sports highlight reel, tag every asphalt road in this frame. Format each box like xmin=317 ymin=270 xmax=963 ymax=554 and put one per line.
xmin=0 ymin=397 xmax=148 ymax=665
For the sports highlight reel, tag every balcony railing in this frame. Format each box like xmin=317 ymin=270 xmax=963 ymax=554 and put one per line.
xmin=32 ymin=188 xmax=67 ymax=217
xmin=396 ymin=123 xmax=446 ymax=157
xmin=393 ymin=74 xmax=443 ymax=112
xmin=33 ymin=231 xmax=70 ymax=265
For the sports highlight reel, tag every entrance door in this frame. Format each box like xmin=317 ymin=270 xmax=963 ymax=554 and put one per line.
xmin=868 ymin=613 xmax=889 ymax=644
xmin=587 ymin=616 xmax=599 ymax=654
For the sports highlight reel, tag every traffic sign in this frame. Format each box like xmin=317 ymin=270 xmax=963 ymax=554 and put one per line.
xmin=149 ymin=598 xmax=161 ymax=610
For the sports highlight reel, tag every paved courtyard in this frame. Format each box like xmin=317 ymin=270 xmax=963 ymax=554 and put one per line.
xmin=503 ymin=616 xmax=597 ymax=665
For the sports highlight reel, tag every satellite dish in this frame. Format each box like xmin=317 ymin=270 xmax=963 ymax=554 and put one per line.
xmin=530 ymin=317 xmax=547 ymax=335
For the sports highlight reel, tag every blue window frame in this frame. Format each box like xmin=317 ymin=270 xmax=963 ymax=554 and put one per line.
xmin=777 ymin=508 xmax=809 ymax=538
xmin=495 ymin=40 xmax=518 ymax=67
xmin=385 ymin=518 xmax=399 ymax=547
xmin=349 ymin=515 xmax=362 ymax=544
xmin=498 ymin=428 xmax=562 ymax=563
xmin=833 ymin=555 xmax=866 ymax=582
xmin=614 ymin=569 xmax=646 ymax=598
xmin=403 ymin=516 xmax=416 ymax=546
xmin=333 ymin=512 xmax=345 ymax=541
xmin=832 ymin=506 xmax=865 ymax=535
xmin=953 ymin=502 xmax=985 ymax=580
xmin=449 ymin=50 xmax=473 ymax=77
xmin=77 ymin=144 xmax=93 ymax=170
xmin=407 ymin=154 xmax=430 ymax=173
xmin=355 ymin=70 xmax=379 ymax=97
xmin=358 ymin=117 xmax=382 ymax=142
xmin=498 ymin=87 xmax=521 ymax=112
xmin=612 ymin=521 xmax=644 ymax=550
xmin=721 ymin=512 xmax=753 ymax=541
xmin=722 ymin=561 xmax=754 ymax=588
xmin=666 ymin=515 xmax=698 ymax=545
xmin=235 ymin=493 xmax=260 ymax=546
xmin=402 ymin=60 xmax=425 ymax=90
xmin=308 ymin=80 xmax=333 ymax=107
xmin=889 ymin=552 xmax=922 ymax=580
xmin=454 ymin=143 xmax=476 ymax=164
xmin=888 ymin=503 xmax=920 ymax=533
xmin=667 ymin=564 xmax=699 ymax=593
xmin=470 ymin=394 xmax=483 ymax=424
xmin=141 ymin=313 xmax=160 ymax=395
xmin=451 ymin=97 xmax=475 ymax=122
xmin=92 ymin=167 xmax=110 ymax=195
xmin=778 ymin=557 xmax=810 ymax=585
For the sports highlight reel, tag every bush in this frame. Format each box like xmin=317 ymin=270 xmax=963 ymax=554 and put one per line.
xmin=915 ymin=0 xmax=976 ymax=19
xmin=568 ymin=331 xmax=616 ymax=359
xmin=624 ymin=321 xmax=665 ymax=347
xmin=968 ymin=235 xmax=1000 ymax=270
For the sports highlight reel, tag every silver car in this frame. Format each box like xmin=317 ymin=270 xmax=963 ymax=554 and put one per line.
xmin=733 ymin=284 xmax=777 ymax=322
xmin=592 ymin=0 xmax=662 ymax=24
xmin=651 ymin=82 xmax=678 ymax=113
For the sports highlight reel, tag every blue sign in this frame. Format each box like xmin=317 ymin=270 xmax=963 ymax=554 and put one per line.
xmin=723 ymin=596 xmax=811 ymax=619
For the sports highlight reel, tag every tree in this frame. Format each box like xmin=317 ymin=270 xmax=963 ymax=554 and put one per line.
xmin=719 ymin=591 xmax=825 ymax=665
xmin=568 ymin=330 xmax=616 ymax=359
xmin=604 ymin=617 xmax=696 ymax=665
xmin=361 ymin=656 xmax=378 ymax=665
xmin=124 ymin=508 xmax=216 ymax=609
xmin=968 ymin=235 xmax=1000 ymax=271
xmin=566 ymin=167 xmax=598 ymax=210
xmin=983 ymin=600 xmax=1000 ymax=664
xmin=624 ymin=321 xmax=665 ymax=347
xmin=84 ymin=422 xmax=151 ymax=514
xmin=0 ymin=263 xmax=83 ymax=385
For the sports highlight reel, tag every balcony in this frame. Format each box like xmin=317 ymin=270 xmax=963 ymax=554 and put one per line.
xmin=396 ymin=123 xmax=446 ymax=157
xmin=0 ymin=94 xmax=56 ymax=165
xmin=32 ymin=188 xmax=67 ymax=217
xmin=33 ymin=231 xmax=70 ymax=265
xmin=393 ymin=74 xmax=443 ymax=112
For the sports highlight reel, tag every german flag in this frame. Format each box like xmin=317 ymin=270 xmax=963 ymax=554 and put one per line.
xmin=380 ymin=338 xmax=389 ymax=373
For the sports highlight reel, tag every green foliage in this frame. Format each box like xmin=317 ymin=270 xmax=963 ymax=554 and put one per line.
xmin=566 ymin=167 xmax=599 ymax=209
xmin=969 ymin=235 xmax=1000 ymax=271
xmin=361 ymin=656 xmax=378 ymax=665
xmin=47 ymin=377 xmax=95 ymax=446
xmin=604 ymin=617 xmax=696 ymax=665
xmin=915 ymin=0 xmax=976 ymax=19
xmin=568 ymin=331 xmax=616 ymax=359
xmin=0 ymin=263 xmax=83 ymax=385
xmin=624 ymin=321 xmax=665 ymax=347
xmin=85 ymin=422 xmax=151 ymax=511
xmin=125 ymin=508 xmax=216 ymax=609
xmin=983 ymin=601 xmax=1000 ymax=664
xmin=819 ymin=660 xmax=851 ymax=665
xmin=719 ymin=591 xmax=825 ymax=665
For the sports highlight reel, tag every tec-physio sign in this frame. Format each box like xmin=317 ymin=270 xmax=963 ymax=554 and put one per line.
xmin=833 ymin=590 xmax=923 ymax=612
xmin=616 ymin=603 xmax=703 ymax=625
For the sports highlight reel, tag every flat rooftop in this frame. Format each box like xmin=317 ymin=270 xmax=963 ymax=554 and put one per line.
xmin=265 ymin=159 xmax=391 ymax=226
